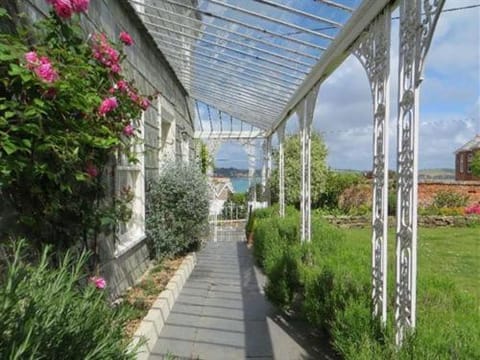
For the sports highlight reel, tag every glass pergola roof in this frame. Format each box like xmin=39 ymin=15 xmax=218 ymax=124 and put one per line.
xmin=128 ymin=0 xmax=375 ymax=132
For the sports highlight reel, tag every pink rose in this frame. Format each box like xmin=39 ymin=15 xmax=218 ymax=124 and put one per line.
xmin=71 ymin=0 xmax=89 ymax=12
xmin=24 ymin=51 xmax=39 ymax=68
xmin=53 ymin=0 xmax=74 ymax=19
xmin=110 ymin=63 xmax=121 ymax=74
xmin=139 ymin=98 xmax=150 ymax=110
xmin=98 ymin=97 xmax=118 ymax=115
xmin=86 ymin=163 xmax=99 ymax=178
xmin=128 ymin=91 xmax=139 ymax=103
xmin=34 ymin=61 xmax=59 ymax=83
xmin=119 ymin=31 xmax=134 ymax=46
xmin=116 ymin=80 xmax=129 ymax=92
xmin=89 ymin=276 xmax=106 ymax=289
xmin=123 ymin=124 xmax=135 ymax=137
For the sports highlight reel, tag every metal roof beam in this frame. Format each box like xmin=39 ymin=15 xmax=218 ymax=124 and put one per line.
xmin=251 ymin=0 xmax=343 ymax=27
xmin=271 ymin=0 xmax=392 ymax=134
xmin=314 ymin=0 xmax=355 ymax=12
xmin=189 ymin=87 xmax=279 ymax=116
xmin=162 ymin=50 xmax=297 ymax=93
xmin=148 ymin=0 xmax=326 ymax=51
xmin=173 ymin=69 xmax=288 ymax=105
xmin=194 ymin=131 xmax=265 ymax=139
xmin=186 ymin=82 xmax=280 ymax=114
xmin=154 ymin=37 xmax=302 ymax=86
xmin=135 ymin=10 xmax=316 ymax=67
xmin=204 ymin=0 xmax=335 ymax=40
xmin=182 ymin=80 xmax=285 ymax=112
xmin=169 ymin=60 xmax=291 ymax=101
xmin=147 ymin=28 xmax=308 ymax=78
xmin=192 ymin=94 xmax=277 ymax=124
xmin=130 ymin=1 xmax=319 ymax=61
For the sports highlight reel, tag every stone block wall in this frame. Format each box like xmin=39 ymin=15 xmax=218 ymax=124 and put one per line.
xmin=322 ymin=215 xmax=479 ymax=228
xmin=12 ymin=0 xmax=196 ymax=297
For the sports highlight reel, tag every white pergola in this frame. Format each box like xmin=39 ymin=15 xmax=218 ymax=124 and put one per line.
xmin=129 ymin=0 xmax=447 ymax=345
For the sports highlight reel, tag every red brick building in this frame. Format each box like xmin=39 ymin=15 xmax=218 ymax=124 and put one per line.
xmin=455 ymin=135 xmax=480 ymax=181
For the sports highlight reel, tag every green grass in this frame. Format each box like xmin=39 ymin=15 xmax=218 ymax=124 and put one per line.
xmin=346 ymin=226 xmax=480 ymax=296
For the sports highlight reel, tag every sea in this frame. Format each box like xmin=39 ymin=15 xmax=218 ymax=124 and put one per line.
xmin=231 ymin=177 xmax=250 ymax=193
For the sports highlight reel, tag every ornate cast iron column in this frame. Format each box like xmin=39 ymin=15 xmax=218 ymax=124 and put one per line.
xmin=353 ymin=7 xmax=391 ymax=326
xmin=277 ymin=123 xmax=286 ymax=217
xmin=240 ymin=140 xmax=257 ymax=202
xmin=297 ymin=85 xmax=319 ymax=243
xmin=264 ymin=136 xmax=273 ymax=205
xmin=395 ymin=0 xmax=445 ymax=345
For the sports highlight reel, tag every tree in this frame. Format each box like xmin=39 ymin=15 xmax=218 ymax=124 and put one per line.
xmin=318 ymin=171 xmax=363 ymax=209
xmin=268 ymin=132 xmax=328 ymax=208
xmin=472 ymin=151 xmax=480 ymax=177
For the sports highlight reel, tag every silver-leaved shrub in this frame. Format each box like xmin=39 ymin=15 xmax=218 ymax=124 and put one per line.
xmin=146 ymin=162 xmax=209 ymax=259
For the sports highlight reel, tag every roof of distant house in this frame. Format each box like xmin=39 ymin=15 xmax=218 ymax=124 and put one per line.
xmin=455 ymin=134 xmax=480 ymax=153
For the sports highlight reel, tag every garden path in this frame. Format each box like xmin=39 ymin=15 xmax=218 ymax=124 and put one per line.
xmin=148 ymin=224 xmax=335 ymax=360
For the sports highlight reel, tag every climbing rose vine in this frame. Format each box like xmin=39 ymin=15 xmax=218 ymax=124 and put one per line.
xmin=0 ymin=2 xmax=155 ymax=251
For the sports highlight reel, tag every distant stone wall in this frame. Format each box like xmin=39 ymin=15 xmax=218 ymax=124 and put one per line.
xmin=418 ymin=181 xmax=480 ymax=207
xmin=11 ymin=0 xmax=195 ymax=298
xmin=322 ymin=215 xmax=479 ymax=228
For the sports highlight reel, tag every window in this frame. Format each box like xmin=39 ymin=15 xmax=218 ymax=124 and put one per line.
xmin=459 ymin=154 xmax=464 ymax=173
xmin=159 ymin=101 xmax=175 ymax=167
xmin=114 ymin=114 xmax=145 ymax=257
xmin=467 ymin=153 xmax=473 ymax=174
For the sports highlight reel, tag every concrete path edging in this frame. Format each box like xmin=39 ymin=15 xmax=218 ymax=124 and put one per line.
xmin=130 ymin=252 xmax=197 ymax=360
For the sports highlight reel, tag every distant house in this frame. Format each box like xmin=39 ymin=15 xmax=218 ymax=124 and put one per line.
xmin=208 ymin=177 xmax=234 ymax=216
xmin=211 ymin=177 xmax=235 ymax=200
xmin=455 ymin=135 xmax=480 ymax=181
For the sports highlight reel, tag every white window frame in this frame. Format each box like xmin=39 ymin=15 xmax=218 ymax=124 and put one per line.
xmin=114 ymin=113 xmax=146 ymax=258
xmin=459 ymin=153 xmax=464 ymax=173
xmin=159 ymin=98 xmax=176 ymax=167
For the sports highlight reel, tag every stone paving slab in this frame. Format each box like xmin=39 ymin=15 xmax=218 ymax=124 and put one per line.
xmin=148 ymin=228 xmax=335 ymax=360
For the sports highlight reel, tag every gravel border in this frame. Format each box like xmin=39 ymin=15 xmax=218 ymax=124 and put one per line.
xmin=130 ymin=253 xmax=197 ymax=360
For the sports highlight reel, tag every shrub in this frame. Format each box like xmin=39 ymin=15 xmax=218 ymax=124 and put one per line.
xmin=0 ymin=241 xmax=135 ymax=359
xmin=146 ymin=162 xmax=209 ymax=259
xmin=318 ymin=171 xmax=363 ymax=209
xmin=432 ymin=190 xmax=469 ymax=208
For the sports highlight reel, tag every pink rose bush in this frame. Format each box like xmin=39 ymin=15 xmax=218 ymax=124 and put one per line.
xmin=2 ymin=0 xmax=156 ymax=256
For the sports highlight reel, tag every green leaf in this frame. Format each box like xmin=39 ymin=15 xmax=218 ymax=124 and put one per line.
xmin=21 ymin=139 xmax=31 ymax=148
xmin=0 ymin=8 xmax=9 ymax=18
xmin=75 ymin=172 xmax=87 ymax=181
xmin=2 ymin=140 xmax=18 ymax=155
xmin=4 ymin=111 xmax=15 ymax=119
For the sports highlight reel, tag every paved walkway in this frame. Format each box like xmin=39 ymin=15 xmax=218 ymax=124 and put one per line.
xmin=148 ymin=225 xmax=334 ymax=360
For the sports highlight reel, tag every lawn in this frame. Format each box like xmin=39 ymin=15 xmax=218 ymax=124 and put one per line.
xmin=345 ymin=226 xmax=479 ymax=297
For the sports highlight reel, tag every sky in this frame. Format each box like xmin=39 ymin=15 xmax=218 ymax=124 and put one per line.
xmin=209 ymin=0 xmax=480 ymax=171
